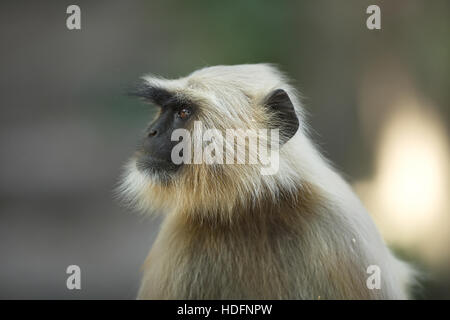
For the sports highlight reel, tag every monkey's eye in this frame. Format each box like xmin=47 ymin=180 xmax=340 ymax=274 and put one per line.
xmin=176 ymin=108 xmax=191 ymax=120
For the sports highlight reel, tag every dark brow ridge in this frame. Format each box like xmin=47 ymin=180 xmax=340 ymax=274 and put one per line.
xmin=127 ymin=81 xmax=174 ymax=106
xmin=127 ymin=81 xmax=194 ymax=108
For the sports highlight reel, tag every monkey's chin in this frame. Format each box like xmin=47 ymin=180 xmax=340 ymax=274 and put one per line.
xmin=135 ymin=154 xmax=180 ymax=183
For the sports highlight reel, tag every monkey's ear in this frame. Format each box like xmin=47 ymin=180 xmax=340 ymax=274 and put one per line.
xmin=265 ymin=89 xmax=299 ymax=144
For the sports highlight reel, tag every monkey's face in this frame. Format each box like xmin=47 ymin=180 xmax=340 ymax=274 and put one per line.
xmin=134 ymin=90 xmax=195 ymax=181
xmin=121 ymin=64 xmax=302 ymax=216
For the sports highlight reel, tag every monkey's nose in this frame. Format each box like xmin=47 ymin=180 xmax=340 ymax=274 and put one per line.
xmin=148 ymin=129 xmax=158 ymax=137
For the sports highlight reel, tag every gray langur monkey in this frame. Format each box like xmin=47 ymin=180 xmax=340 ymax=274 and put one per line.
xmin=119 ymin=64 xmax=415 ymax=299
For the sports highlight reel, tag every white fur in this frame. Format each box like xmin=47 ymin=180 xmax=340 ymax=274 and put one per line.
xmin=121 ymin=64 xmax=415 ymax=299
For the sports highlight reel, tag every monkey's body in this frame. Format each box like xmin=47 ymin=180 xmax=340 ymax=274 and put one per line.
xmin=122 ymin=64 xmax=414 ymax=299
xmin=137 ymin=137 xmax=410 ymax=299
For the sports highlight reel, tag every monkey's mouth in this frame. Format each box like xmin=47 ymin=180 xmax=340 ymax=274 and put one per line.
xmin=135 ymin=153 xmax=180 ymax=175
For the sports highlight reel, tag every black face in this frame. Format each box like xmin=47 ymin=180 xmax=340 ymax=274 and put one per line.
xmin=130 ymin=85 xmax=194 ymax=176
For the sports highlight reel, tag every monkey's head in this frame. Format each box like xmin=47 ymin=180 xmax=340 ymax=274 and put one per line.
xmin=120 ymin=64 xmax=306 ymax=220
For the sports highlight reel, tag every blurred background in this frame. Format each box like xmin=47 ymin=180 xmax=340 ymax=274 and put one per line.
xmin=0 ymin=0 xmax=448 ymax=299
